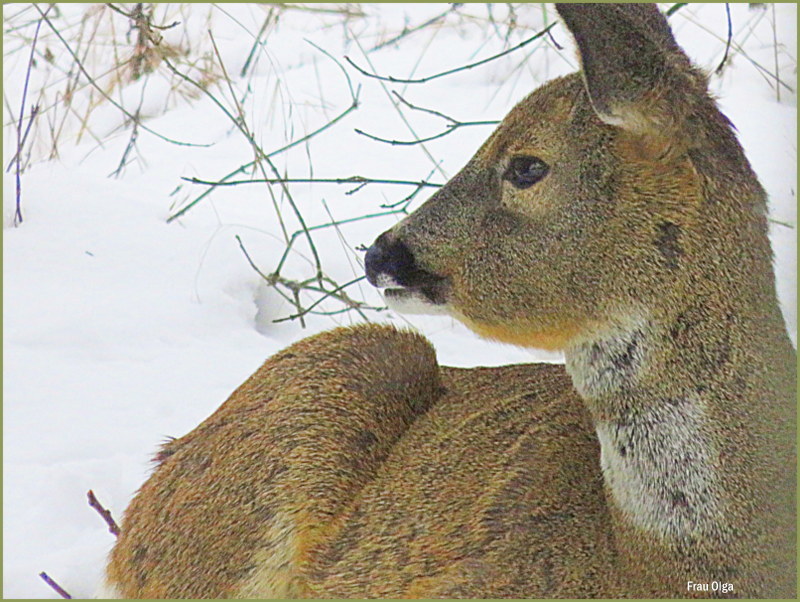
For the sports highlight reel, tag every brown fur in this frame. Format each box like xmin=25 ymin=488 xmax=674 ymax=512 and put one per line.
xmin=104 ymin=4 xmax=795 ymax=598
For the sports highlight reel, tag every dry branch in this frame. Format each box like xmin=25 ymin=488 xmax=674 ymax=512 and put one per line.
xmin=11 ymin=5 xmax=50 ymax=225
xmin=345 ymin=23 xmax=556 ymax=85
xmin=182 ymin=175 xmax=442 ymax=190
xmin=369 ymin=5 xmax=460 ymax=52
xmin=87 ymin=489 xmax=121 ymax=537
xmin=666 ymin=3 xmax=688 ymax=17
xmin=33 ymin=4 xmax=210 ymax=149
xmin=715 ymin=4 xmax=733 ymax=74
xmin=39 ymin=572 xmax=72 ymax=599
xmin=235 ymin=236 xmax=382 ymax=327
xmin=354 ymin=93 xmax=498 ymax=146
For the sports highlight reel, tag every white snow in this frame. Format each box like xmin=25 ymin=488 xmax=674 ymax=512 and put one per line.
xmin=3 ymin=4 xmax=795 ymax=598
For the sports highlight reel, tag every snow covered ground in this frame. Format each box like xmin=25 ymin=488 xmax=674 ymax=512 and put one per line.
xmin=3 ymin=3 xmax=795 ymax=598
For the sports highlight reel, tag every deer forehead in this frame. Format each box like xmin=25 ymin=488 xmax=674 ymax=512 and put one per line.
xmin=474 ymin=75 xmax=586 ymax=167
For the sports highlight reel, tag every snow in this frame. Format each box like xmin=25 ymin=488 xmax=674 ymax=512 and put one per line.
xmin=3 ymin=4 xmax=795 ymax=598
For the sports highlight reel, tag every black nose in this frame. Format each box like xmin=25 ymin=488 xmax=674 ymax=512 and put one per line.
xmin=364 ymin=232 xmax=441 ymax=288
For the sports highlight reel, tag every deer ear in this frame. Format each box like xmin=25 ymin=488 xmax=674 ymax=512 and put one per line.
xmin=556 ymin=3 xmax=700 ymax=138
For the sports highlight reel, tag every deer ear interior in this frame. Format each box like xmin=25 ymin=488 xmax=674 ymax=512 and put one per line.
xmin=556 ymin=3 xmax=693 ymax=136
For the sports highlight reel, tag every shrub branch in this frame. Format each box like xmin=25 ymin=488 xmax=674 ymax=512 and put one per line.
xmin=10 ymin=5 xmax=50 ymax=225
xmin=39 ymin=573 xmax=72 ymax=599
xmin=345 ymin=23 xmax=556 ymax=85
xmin=34 ymin=4 xmax=210 ymax=148
xmin=87 ymin=490 xmax=121 ymax=537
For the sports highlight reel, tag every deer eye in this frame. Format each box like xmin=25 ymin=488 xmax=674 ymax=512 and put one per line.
xmin=503 ymin=156 xmax=549 ymax=189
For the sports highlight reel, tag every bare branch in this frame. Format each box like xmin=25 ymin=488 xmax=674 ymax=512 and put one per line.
xmin=345 ymin=23 xmax=555 ymax=85
xmin=5 ymin=104 xmax=40 ymax=173
xmin=105 ymin=3 xmax=180 ymax=30
xmin=715 ymin=4 xmax=733 ymax=74
xmin=182 ymin=175 xmax=443 ymax=189
xmin=666 ymin=3 xmax=689 ymax=17
xmin=34 ymin=4 xmax=210 ymax=148
xmin=369 ymin=5 xmax=460 ymax=52
xmin=240 ymin=9 xmax=275 ymax=78
xmin=354 ymin=94 xmax=499 ymax=147
xmin=166 ymin=44 xmax=361 ymax=224
xmin=392 ymin=90 xmax=462 ymax=123
xmin=109 ymin=106 xmax=142 ymax=178
xmin=235 ymin=236 xmax=383 ymax=326
xmin=770 ymin=3 xmax=781 ymax=102
xmin=87 ymin=490 xmax=121 ymax=537
xmin=39 ymin=573 xmax=72 ymax=599
xmin=11 ymin=6 xmax=50 ymax=225
xmin=272 ymin=276 xmax=371 ymax=324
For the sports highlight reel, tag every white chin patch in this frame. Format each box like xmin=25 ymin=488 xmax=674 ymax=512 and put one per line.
xmin=373 ymin=273 xmax=403 ymax=288
xmin=384 ymin=288 xmax=449 ymax=316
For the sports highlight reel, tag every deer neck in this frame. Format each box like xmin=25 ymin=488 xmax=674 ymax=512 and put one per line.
xmin=564 ymin=298 xmax=795 ymax=592
xmin=566 ymin=312 xmax=717 ymax=537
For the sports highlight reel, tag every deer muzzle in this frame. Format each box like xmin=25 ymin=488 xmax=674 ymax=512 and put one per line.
xmin=364 ymin=231 xmax=449 ymax=315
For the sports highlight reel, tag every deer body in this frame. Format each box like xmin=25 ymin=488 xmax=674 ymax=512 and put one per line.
xmin=103 ymin=4 xmax=796 ymax=598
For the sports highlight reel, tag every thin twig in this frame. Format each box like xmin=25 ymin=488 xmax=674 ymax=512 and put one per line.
xmin=87 ymin=490 xmax=121 ymax=537
xmin=109 ymin=97 xmax=143 ymax=178
xmin=39 ymin=573 xmax=72 ymax=599
xmin=167 ymin=91 xmax=359 ymax=224
xmin=345 ymin=23 xmax=555 ymax=85
xmin=182 ymin=175 xmax=443 ymax=189
xmin=274 ymin=205 xmax=413 ymax=276
xmin=771 ymin=3 xmax=781 ymax=102
xmin=235 ymin=235 xmax=307 ymax=326
xmin=546 ymin=25 xmax=563 ymax=50
xmin=379 ymin=164 xmax=440 ymax=209
xmin=34 ymin=4 xmax=209 ymax=148
xmin=240 ymin=9 xmax=274 ymax=78
xmin=350 ymin=33 xmax=448 ymax=179
xmin=304 ymin=39 xmax=358 ymax=101
xmin=676 ymin=9 xmax=794 ymax=94
xmin=369 ymin=5 xmax=459 ymax=52
xmin=161 ymin=45 xmax=296 ymax=251
xmin=319 ymin=197 xmax=371 ymax=321
xmin=715 ymin=4 xmax=733 ymax=74
xmin=164 ymin=41 xmax=363 ymax=274
xmin=769 ymin=218 xmax=794 ymax=229
xmin=13 ymin=6 xmax=49 ymax=225
xmin=169 ymin=160 xmax=256 ymax=223
xmin=666 ymin=3 xmax=689 ymax=17
xmin=235 ymin=235 xmax=277 ymax=283
xmin=390 ymin=91 xmax=497 ymax=129
xmin=354 ymin=92 xmax=498 ymax=146
xmin=208 ymin=30 xmax=246 ymax=125
xmin=105 ymin=3 xmax=179 ymax=30
xmin=392 ymin=90 xmax=459 ymax=122
xmin=235 ymin=236 xmax=381 ymax=325
xmin=272 ymin=276 xmax=369 ymax=324
xmin=5 ymin=104 xmax=39 ymax=172
xmin=354 ymin=120 xmax=496 ymax=146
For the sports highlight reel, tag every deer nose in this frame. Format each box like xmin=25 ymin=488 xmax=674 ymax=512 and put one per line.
xmin=364 ymin=232 xmax=440 ymax=289
xmin=364 ymin=232 xmax=415 ymax=287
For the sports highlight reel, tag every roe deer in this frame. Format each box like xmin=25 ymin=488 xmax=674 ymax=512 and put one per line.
xmin=101 ymin=4 xmax=796 ymax=598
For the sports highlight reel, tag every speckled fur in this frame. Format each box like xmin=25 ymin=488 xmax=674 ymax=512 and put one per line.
xmin=103 ymin=4 xmax=795 ymax=599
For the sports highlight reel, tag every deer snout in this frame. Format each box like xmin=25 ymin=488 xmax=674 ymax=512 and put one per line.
xmin=365 ymin=231 xmax=425 ymax=288
xmin=364 ymin=231 xmax=448 ymax=313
